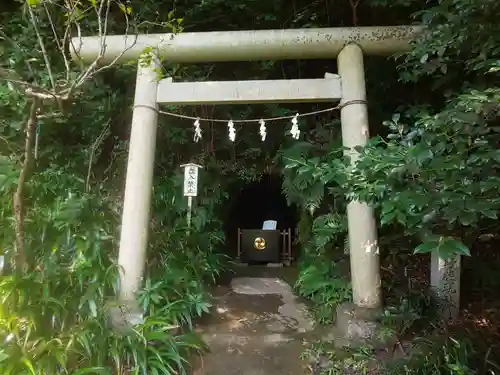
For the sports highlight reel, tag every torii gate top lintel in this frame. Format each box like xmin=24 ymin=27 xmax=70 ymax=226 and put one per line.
xmin=71 ymin=25 xmax=423 ymax=64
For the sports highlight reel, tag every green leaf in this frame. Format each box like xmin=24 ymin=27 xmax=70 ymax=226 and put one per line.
xmin=22 ymin=358 xmax=36 ymax=375
xmin=438 ymin=238 xmax=471 ymax=258
xmin=481 ymin=210 xmax=498 ymax=220
xmin=459 ymin=211 xmax=477 ymax=226
xmin=416 ymin=235 xmax=470 ymax=258
xmin=88 ymin=299 xmax=97 ymax=317
xmin=414 ymin=240 xmax=437 ymax=254
xmin=380 ymin=209 xmax=397 ymax=226
xmin=118 ymin=4 xmax=133 ymax=14
xmin=284 ymin=162 xmax=297 ymax=170
xmin=0 ymin=351 xmax=9 ymax=363
xmin=381 ymin=201 xmax=395 ymax=216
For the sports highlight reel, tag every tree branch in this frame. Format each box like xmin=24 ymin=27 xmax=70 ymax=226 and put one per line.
xmin=42 ymin=1 xmax=71 ymax=82
xmin=65 ymin=0 xmax=138 ymax=96
xmin=86 ymin=120 xmax=110 ymax=192
xmin=349 ymin=0 xmax=360 ymax=26
xmin=26 ymin=3 xmax=57 ymax=95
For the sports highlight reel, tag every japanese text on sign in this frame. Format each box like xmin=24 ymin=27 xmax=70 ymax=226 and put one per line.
xmin=183 ymin=165 xmax=199 ymax=196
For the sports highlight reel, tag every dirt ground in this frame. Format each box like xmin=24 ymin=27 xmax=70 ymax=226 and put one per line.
xmin=191 ymin=268 xmax=320 ymax=375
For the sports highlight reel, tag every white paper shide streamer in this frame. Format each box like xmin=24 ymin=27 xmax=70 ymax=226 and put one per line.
xmin=259 ymin=119 xmax=266 ymax=141
xmin=228 ymin=120 xmax=236 ymax=142
xmin=290 ymin=113 xmax=300 ymax=139
xmin=193 ymin=118 xmax=202 ymax=142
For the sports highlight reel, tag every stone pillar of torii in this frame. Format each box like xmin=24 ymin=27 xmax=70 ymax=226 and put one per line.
xmin=70 ymin=25 xmax=461 ymax=325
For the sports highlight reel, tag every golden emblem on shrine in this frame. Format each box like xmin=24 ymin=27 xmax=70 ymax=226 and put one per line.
xmin=254 ymin=237 xmax=266 ymax=250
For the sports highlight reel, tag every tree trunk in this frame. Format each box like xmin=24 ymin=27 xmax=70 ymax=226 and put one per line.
xmin=13 ymin=99 xmax=39 ymax=274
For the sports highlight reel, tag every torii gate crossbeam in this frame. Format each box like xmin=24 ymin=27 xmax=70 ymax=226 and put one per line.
xmin=70 ymin=26 xmax=422 ymax=64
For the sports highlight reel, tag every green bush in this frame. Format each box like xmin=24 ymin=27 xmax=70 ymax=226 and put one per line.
xmin=386 ymin=334 xmax=500 ymax=375
xmin=295 ymin=260 xmax=351 ymax=324
xmin=0 ymin=161 xmax=226 ymax=374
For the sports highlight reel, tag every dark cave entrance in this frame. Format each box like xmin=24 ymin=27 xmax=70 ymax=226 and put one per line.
xmin=224 ymin=173 xmax=299 ymax=262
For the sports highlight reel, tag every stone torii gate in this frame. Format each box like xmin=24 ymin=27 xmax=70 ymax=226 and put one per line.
xmin=71 ymin=27 xmax=453 ymax=325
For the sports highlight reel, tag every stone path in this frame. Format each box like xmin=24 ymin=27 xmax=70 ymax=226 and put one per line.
xmin=192 ymin=276 xmax=317 ymax=375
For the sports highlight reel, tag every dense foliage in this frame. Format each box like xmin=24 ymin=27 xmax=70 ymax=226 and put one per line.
xmin=280 ymin=0 xmax=500 ymax=373
xmin=283 ymin=0 xmax=500 ymax=260
xmin=1 ymin=0 xmax=499 ymax=373
xmin=0 ymin=1 xmax=227 ymax=373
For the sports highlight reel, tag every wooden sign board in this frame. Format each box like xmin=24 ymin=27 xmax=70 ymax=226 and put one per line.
xmin=181 ymin=163 xmax=202 ymax=197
